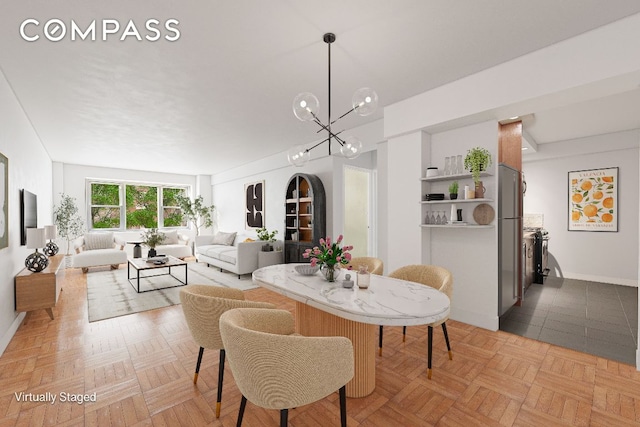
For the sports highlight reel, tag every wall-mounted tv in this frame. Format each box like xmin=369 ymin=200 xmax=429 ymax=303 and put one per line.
xmin=20 ymin=189 xmax=37 ymax=246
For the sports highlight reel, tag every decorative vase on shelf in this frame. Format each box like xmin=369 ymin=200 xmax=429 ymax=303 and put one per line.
xmin=320 ymin=264 xmax=341 ymax=282
xmin=475 ymin=181 xmax=486 ymax=199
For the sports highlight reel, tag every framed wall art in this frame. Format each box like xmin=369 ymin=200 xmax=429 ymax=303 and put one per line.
xmin=245 ymin=180 xmax=264 ymax=229
xmin=0 ymin=152 xmax=7 ymax=249
xmin=568 ymin=167 xmax=618 ymax=232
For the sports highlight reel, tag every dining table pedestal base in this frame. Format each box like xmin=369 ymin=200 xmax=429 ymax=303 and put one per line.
xmin=295 ymin=302 xmax=376 ymax=398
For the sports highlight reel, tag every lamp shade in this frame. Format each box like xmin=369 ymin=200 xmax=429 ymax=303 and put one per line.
xmin=44 ymin=224 xmax=57 ymax=240
xmin=26 ymin=228 xmax=46 ymax=249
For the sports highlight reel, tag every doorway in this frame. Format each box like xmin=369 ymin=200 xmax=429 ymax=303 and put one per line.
xmin=343 ymin=166 xmax=376 ymax=258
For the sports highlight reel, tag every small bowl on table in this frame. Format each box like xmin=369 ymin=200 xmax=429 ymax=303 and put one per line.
xmin=295 ymin=264 xmax=320 ymax=276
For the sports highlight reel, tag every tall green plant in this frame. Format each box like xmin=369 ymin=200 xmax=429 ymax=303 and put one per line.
xmin=53 ymin=194 xmax=85 ymax=254
xmin=175 ymin=194 xmax=215 ymax=236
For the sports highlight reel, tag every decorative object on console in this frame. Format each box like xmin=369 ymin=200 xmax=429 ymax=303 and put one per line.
xmin=294 ymin=264 xmax=320 ymax=276
xmin=0 ymin=151 xmax=7 ymax=250
xmin=288 ymin=32 xmax=378 ymax=166
xmin=25 ymin=228 xmax=49 ymax=272
xmin=463 ymin=147 xmax=492 ymax=184
xmin=448 ymin=181 xmax=458 ymax=200
xmin=244 ymin=181 xmax=264 ymax=229
xmin=426 ymin=167 xmax=438 ymax=177
xmin=256 ymin=227 xmax=278 ymax=251
xmin=568 ymin=167 xmax=618 ymax=232
xmin=356 ymin=265 xmax=370 ymax=289
xmin=43 ymin=225 xmax=59 ymax=256
xmin=53 ymin=193 xmax=85 ymax=256
xmin=141 ymin=228 xmax=165 ymax=258
xmin=342 ymin=273 xmax=354 ymax=289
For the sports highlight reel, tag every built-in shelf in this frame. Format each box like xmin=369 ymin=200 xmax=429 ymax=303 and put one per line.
xmin=420 ymin=171 xmax=493 ymax=182
xmin=420 ymin=198 xmax=493 ymax=204
xmin=420 ymin=224 xmax=494 ymax=229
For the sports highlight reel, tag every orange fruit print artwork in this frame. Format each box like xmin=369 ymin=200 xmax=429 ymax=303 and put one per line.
xmin=569 ymin=168 xmax=616 ymax=231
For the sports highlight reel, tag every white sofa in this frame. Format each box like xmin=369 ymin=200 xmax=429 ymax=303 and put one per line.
xmin=195 ymin=232 xmax=265 ymax=278
xmin=73 ymin=232 xmax=128 ymax=273
xmin=149 ymin=230 xmax=191 ymax=259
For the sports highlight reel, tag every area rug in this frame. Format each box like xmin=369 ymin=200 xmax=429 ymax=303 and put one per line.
xmin=86 ymin=262 xmax=258 ymax=322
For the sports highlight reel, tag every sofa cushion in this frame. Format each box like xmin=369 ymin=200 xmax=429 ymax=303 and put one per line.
xmin=73 ymin=248 xmax=127 ymax=268
xmin=84 ymin=232 xmax=114 ymax=250
xmin=217 ymin=248 xmax=237 ymax=265
xmin=212 ymin=231 xmax=236 ymax=246
xmin=199 ymin=245 xmax=228 ymax=260
xmin=163 ymin=230 xmax=180 ymax=244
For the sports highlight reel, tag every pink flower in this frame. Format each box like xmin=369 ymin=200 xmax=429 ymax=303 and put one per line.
xmin=319 ymin=238 xmax=325 ymax=245
xmin=302 ymin=252 xmax=309 ymax=258
xmin=326 ymin=236 xmax=331 ymax=246
xmin=337 ymin=234 xmax=343 ymax=244
xmin=310 ymin=258 xmax=317 ymax=267
xmin=345 ymin=253 xmax=352 ymax=261
xmin=336 ymin=256 xmax=342 ymax=262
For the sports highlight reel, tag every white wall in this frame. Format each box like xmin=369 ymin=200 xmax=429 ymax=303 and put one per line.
xmin=0 ymin=70 xmax=53 ymax=355
xmin=523 ymin=130 xmax=640 ymax=286
xmin=426 ymin=121 xmax=499 ymax=330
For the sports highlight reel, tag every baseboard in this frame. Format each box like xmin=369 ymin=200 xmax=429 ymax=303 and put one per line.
xmin=450 ymin=307 xmax=499 ymax=332
xmin=0 ymin=313 xmax=25 ymax=356
xmin=555 ymin=272 xmax=638 ymax=287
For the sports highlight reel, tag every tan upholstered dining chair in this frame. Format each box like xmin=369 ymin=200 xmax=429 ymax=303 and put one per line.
xmin=179 ymin=285 xmax=275 ymax=418
xmin=386 ymin=265 xmax=453 ymax=379
xmin=219 ymin=308 xmax=354 ymax=427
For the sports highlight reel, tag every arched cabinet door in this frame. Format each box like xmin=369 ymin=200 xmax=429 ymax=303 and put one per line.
xmin=284 ymin=173 xmax=326 ymax=263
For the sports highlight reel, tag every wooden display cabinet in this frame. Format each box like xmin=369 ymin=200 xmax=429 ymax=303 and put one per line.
xmin=284 ymin=173 xmax=326 ymax=263
xmin=15 ymin=254 xmax=65 ymax=322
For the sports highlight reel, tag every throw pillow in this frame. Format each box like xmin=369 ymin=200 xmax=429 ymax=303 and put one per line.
xmin=163 ymin=230 xmax=180 ymax=245
xmin=84 ymin=232 xmax=114 ymax=250
xmin=212 ymin=231 xmax=237 ymax=246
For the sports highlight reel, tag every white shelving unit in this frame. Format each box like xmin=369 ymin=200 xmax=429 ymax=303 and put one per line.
xmin=420 ymin=171 xmax=494 ymax=228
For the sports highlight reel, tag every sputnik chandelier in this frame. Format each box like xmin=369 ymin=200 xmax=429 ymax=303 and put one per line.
xmin=288 ymin=32 xmax=378 ymax=166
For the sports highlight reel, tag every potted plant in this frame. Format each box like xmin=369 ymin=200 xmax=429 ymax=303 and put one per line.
xmin=53 ymin=194 xmax=85 ymax=263
xmin=463 ymin=147 xmax=492 ymax=183
xmin=464 ymin=147 xmax=492 ymax=198
xmin=448 ymin=181 xmax=459 ymax=200
xmin=302 ymin=235 xmax=353 ymax=282
xmin=175 ymin=194 xmax=215 ymax=236
xmin=256 ymin=227 xmax=278 ymax=251
xmin=141 ymin=228 xmax=165 ymax=258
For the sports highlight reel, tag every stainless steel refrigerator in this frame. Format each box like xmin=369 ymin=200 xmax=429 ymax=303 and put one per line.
xmin=498 ymin=163 xmax=522 ymax=317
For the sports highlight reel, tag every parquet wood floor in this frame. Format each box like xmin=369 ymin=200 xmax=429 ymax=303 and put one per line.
xmin=2 ymin=266 xmax=640 ymax=426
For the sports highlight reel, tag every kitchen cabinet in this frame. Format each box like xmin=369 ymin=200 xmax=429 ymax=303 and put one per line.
xmin=420 ymin=171 xmax=494 ymax=228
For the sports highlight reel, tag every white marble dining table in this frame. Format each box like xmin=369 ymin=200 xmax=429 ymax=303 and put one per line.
xmin=252 ymin=263 xmax=450 ymax=397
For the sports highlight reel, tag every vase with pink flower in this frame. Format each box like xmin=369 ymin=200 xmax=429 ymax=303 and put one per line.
xmin=302 ymin=235 xmax=353 ymax=282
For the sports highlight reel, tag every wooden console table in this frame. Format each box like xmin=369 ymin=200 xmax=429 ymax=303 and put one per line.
xmin=15 ymin=254 xmax=65 ymax=321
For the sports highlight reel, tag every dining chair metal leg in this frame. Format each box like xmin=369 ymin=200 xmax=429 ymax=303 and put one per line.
xmin=378 ymin=325 xmax=383 ymax=356
xmin=427 ymin=325 xmax=433 ymax=379
xmin=402 ymin=326 xmax=407 ymax=342
xmin=442 ymin=323 xmax=453 ymax=360
xmin=193 ymin=346 xmax=205 ymax=384
xmin=339 ymin=385 xmax=347 ymax=427
xmin=216 ymin=349 xmax=225 ymax=418
xmin=280 ymin=408 xmax=288 ymax=427
xmin=236 ymin=395 xmax=247 ymax=427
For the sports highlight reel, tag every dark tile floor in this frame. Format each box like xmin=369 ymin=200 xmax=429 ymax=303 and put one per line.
xmin=499 ymin=276 xmax=638 ymax=365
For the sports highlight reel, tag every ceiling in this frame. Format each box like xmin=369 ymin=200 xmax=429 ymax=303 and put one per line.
xmin=2 ymin=1 xmax=640 ymax=175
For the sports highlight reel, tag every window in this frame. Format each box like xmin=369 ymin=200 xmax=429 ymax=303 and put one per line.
xmin=87 ymin=180 xmax=188 ymax=230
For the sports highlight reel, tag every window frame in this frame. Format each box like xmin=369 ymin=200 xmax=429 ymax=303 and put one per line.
xmin=86 ymin=179 xmax=190 ymax=231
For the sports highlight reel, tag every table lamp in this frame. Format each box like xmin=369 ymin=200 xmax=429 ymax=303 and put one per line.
xmin=43 ymin=224 xmax=59 ymax=256
xmin=25 ymin=228 xmax=49 ymax=272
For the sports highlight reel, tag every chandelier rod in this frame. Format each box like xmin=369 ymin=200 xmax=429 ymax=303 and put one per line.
xmin=326 ymin=32 xmax=334 ymax=155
